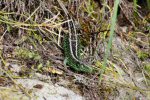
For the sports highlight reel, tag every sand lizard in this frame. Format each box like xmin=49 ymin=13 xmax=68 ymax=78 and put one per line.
xmin=57 ymin=0 xmax=94 ymax=73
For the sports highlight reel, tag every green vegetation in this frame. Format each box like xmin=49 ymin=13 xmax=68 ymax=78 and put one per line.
xmin=14 ymin=48 xmax=41 ymax=61
xmin=144 ymin=63 xmax=150 ymax=73
xmin=137 ymin=51 xmax=149 ymax=60
xmin=100 ymin=0 xmax=120 ymax=81
xmin=0 ymin=0 xmax=150 ymax=99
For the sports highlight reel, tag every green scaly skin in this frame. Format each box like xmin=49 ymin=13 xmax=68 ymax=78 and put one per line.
xmin=63 ymin=34 xmax=95 ymax=73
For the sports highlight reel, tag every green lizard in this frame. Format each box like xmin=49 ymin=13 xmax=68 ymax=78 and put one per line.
xmin=63 ymin=34 xmax=95 ymax=73
xmin=57 ymin=0 xmax=95 ymax=73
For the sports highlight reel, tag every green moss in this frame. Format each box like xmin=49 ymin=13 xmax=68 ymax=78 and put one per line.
xmin=137 ymin=51 xmax=149 ymax=60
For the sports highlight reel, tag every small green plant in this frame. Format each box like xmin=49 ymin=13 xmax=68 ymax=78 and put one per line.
xmin=15 ymin=48 xmax=41 ymax=61
xmin=84 ymin=0 xmax=96 ymax=17
xmin=144 ymin=63 xmax=150 ymax=74
xmin=137 ymin=51 xmax=149 ymax=60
